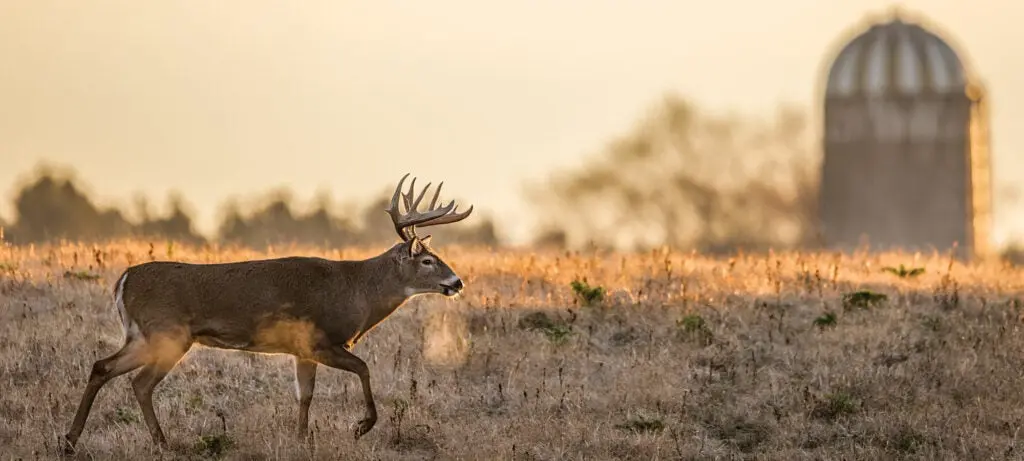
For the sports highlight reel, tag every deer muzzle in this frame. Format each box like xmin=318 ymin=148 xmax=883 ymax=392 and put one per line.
xmin=439 ymin=277 xmax=464 ymax=296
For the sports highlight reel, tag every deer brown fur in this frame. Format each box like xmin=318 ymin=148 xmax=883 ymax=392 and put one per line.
xmin=62 ymin=174 xmax=473 ymax=453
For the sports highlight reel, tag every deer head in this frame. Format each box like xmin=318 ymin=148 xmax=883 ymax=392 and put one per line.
xmin=385 ymin=173 xmax=473 ymax=297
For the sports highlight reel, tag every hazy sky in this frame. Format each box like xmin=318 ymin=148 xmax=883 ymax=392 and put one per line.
xmin=1 ymin=1 xmax=1021 ymax=246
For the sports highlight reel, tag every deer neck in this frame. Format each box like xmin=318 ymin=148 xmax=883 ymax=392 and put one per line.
xmin=353 ymin=254 xmax=413 ymax=326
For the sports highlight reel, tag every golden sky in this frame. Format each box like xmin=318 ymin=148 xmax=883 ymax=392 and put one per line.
xmin=1 ymin=1 xmax=1021 ymax=246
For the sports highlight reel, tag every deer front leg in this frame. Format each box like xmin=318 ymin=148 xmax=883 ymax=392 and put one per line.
xmin=315 ymin=346 xmax=377 ymax=439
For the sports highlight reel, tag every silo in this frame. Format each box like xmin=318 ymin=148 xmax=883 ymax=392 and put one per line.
xmin=819 ymin=10 xmax=992 ymax=259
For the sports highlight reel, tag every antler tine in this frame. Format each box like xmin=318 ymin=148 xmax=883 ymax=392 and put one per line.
xmin=428 ymin=182 xmax=443 ymax=210
xmin=411 ymin=182 xmax=432 ymax=212
xmin=419 ymin=200 xmax=457 ymax=220
xmin=385 ymin=173 xmax=413 ymax=241
xmin=401 ymin=177 xmax=417 ymax=212
xmin=416 ymin=204 xmax=474 ymax=227
xmin=388 ymin=173 xmax=409 ymax=213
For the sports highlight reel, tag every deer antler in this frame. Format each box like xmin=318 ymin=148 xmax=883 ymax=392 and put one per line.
xmin=385 ymin=173 xmax=474 ymax=241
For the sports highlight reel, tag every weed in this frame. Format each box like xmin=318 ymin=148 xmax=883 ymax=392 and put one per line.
xmin=195 ymin=434 xmax=234 ymax=459
xmin=195 ymin=410 xmax=233 ymax=458
xmin=187 ymin=394 xmax=205 ymax=411
xmin=542 ymin=324 xmax=573 ymax=344
xmin=676 ymin=314 xmax=713 ymax=346
xmin=813 ymin=312 xmax=837 ymax=330
xmin=934 ymin=274 xmax=960 ymax=310
xmin=608 ymin=326 xmax=640 ymax=346
xmin=882 ymin=264 xmax=925 ymax=278
xmin=889 ymin=426 xmax=929 ymax=454
xmin=811 ymin=392 xmax=859 ymax=420
xmin=518 ymin=311 xmax=556 ymax=330
xmin=679 ymin=314 xmax=705 ymax=333
xmin=706 ymin=417 xmax=772 ymax=453
xmin=873 ymin=353 xmax=909 ymax=367
xmin=570 ymin=278 xmax=605 ymax=307
xmin=842 ymin=290 xmax=887 ymax=310
xmin=615 ymin=415 xmax=664 ymax=434
xmin=113 ymin=406 xmax=138 ymax=424
xmin=62 ymin=270 xmax=100 ymax=281
xmin=518 ymin=311 xmax=573 ymax=344
xmin=389 ymin=398 xmax=410 ymax=445
xmin=933 ymin=255 xmax=961 ymax=310
xmin=921 ymin=315 xmax=942 ymax=332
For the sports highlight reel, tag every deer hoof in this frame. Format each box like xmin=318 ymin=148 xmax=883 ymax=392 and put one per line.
xmin=352 ymin=417 xmax=376 ymax=439
xmin=60 ymin=435 xmax=76 ymax=456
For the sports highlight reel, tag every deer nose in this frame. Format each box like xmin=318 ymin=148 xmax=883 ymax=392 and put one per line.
xmin=451 ymin=278 xmax=464 ymax=292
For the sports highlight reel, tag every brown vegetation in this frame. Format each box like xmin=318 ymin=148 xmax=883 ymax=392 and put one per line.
xmin=2 ymin=239 xmax=1024 ymax=460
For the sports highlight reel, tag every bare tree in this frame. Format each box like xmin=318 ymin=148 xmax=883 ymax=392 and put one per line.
xmin=527 ymin=94 xmax=819 ymax=252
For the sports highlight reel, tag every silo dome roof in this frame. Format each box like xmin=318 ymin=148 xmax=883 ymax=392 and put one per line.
xmin=826 ymin=14 xmax=967 ymax=97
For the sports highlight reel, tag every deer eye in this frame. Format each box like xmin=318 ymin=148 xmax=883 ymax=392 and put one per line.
xmin=421 ymin=258 xmax=434 ymax=266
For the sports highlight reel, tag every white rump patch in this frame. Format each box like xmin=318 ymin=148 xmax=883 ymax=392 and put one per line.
xmin=113 ymin=273 xmax=141 ymax=341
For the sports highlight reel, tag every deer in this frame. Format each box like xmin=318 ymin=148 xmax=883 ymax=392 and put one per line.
xmin=62 ymin=173 xmax=474 ymax=453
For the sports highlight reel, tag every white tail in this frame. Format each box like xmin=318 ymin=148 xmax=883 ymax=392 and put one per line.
xmin=111 ymin=273 xmax=137 ymax=339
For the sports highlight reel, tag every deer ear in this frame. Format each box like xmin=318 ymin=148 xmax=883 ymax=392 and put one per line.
xmin=409 ymin=238 xmax=425 ymax=257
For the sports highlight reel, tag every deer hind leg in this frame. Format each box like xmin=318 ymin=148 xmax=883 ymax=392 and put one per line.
xmin=130 ymin=331 xmax=191 ymax=448
xmin=63 ymin=335 xmax=149 ymax=453
xmin=293 ymin=357 xmax=318 ymax=439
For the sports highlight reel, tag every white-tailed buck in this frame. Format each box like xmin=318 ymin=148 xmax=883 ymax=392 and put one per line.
xmin=62 ymin=174 xmax=473 ymax=452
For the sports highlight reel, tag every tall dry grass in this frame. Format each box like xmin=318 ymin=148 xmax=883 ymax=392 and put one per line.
xmin=2 ymin=239 xmax=1024 ymax=460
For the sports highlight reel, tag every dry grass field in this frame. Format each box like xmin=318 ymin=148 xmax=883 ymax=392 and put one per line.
xmin=3 ymin=240 xmax=1024 ymax=460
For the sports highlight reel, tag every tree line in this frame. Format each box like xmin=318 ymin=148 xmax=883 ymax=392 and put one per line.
xmin=0 ymin=167 xmax=498 ymax=248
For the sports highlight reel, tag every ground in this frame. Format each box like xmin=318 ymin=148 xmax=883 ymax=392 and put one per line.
xmin=2 ymin=240 xmax=1024 ymax=460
